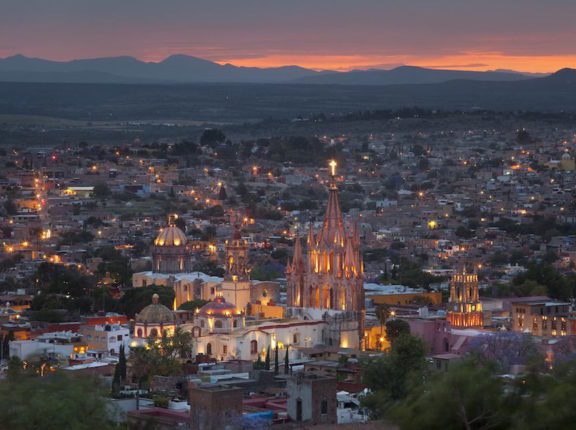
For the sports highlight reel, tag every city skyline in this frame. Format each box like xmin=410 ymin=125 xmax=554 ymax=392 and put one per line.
xmin=1 ymin=0 xmax=575 ymax=72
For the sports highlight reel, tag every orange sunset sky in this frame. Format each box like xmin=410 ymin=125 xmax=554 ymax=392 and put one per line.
xmin=1 ymin=0 xmax=575 ymax=73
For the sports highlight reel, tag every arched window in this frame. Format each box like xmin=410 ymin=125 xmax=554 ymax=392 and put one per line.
xmin=215 ymin=319 xmax=223 ymax=329
xmin=150 ymin=328 xmax=158 ymax=338
xmin=206 ymin=343 xmax=212 ymax=356
xmin=250 ymin=340 xmax=258 ymax=354
xmin=200 ymin=319 xmax=205 ymax=328
xmin=137 ymin=328 xmax=143 ymax=338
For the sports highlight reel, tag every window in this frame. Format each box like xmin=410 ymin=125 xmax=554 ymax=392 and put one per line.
xmin=207 ymin=343 xmax=212 ymax=355
xmin=296 ymin=400 xmax=302 ymax=421
xmin=150 ymin=328 xmax=158 ymax=337
xmin=223 ymin=344 xmax=228 ymax=355
xmin=321 ymin=399 xmax=328 ymax=415
xmin=137 ymin=329 xmax=143 ymax=338
xmin=215 ymin=320 xmax=223 ymax=329
xmin=233 ymin=320 xmax=238 ymax=328
xmin=293 ymin=333 xmax=299 ymax=344
xmin=200 ymin=320 xmax=205 ymax=328
xmin=117 ymin=335 xmax=123 ymax=341
xmin=250 ymin=340 xmax=258 ymax=354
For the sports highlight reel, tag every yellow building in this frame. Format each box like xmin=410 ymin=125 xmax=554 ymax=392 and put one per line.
xmin=371 ymin=291 xmax=442 ymax=307
xmin=561 ymin=153 xmax=575 ymax=171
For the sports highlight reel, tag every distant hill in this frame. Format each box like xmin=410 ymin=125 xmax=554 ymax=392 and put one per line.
xmin=0 ymin=54 xmax=543 ymax=85
xmin=293 ymin=65 xmax=535 ymax=85
xmin=0 ymin=54 xmax=322 ymax=84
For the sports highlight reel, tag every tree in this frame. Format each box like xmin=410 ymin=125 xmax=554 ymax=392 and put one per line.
xmin=1 ymin=331 xmax=14 ymax=360
xmin=284 ymin=346 xmax=290 ymax=375
xmin=200 ymin=129 xmax=226 ymax=148
xmin=178 ymin=299 xmax=209 ymax=312
xmin=468 ymin=332 xmax=545 ymax=374
xmin=512 ymin=262 xmax=573 ymax=301
xmin=254 ymin=353 xmax=265 ymax=370
xmin=265 ymin=345 xmax=271 ymax=370
xmin=274 ymin=344 xmax=279 ymax=375
xmin=361 ymin=334 xmax=427 ymax=418
xmin=111 ymin=360 xmax=121 ymax=396
xmin=516 ymin=360 xmax=576 ymax=429
xmin=93 ymin=182 xmax=111 ymax=199
xmin=391 ymin=358 xmax=511 ymax=430
xmin=174 ymin=216 xmax=187 ymax=232
xmin=0 ymin=373 xmax=116 ymax=430
xmin=118 ymin=343 xmax=127 ymax=381
xmin=3 ymin=198 xmax=17 ymax=215
xmin=376 ymin=303 xmax=391 ymax=327
xmin=218 ymin=186 xmax=228 ymax=201
xmin=385 ymin=319 xmax=411 ymax=346
xmin=118 ymin=285 xmax=175 ymax=318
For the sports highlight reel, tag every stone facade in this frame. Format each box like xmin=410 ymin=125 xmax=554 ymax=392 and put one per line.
xmin=188 ymin=384 xmax=243 ymax=430
xmin=287 ymin=374 xmax=337 ymax=425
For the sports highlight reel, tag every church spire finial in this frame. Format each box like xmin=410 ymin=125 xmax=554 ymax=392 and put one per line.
xmin=329 ymin=159 xmax=337 ymax=177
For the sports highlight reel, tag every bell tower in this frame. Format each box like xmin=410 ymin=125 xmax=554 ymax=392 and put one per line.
xmin=220 ymin=214 xmax=251 ymax=312
xmin=447 ymin=266 xmax=483 ymax=328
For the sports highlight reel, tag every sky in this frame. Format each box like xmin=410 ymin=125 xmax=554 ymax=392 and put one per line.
xmin=1 ymin=0 xmax=575 ymax=72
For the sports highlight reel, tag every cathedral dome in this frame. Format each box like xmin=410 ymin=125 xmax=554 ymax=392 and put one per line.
xmin=136 ymin=294 xmax=175 ymax=324
xmin=154 ymin=225 xmax=187 ymax=247
xmin=199 ymin=296 xmax=237 ymax=317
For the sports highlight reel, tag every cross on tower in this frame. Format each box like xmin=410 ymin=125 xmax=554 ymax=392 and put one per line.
xmin=329 ymin=159 xmax=337 ymax=177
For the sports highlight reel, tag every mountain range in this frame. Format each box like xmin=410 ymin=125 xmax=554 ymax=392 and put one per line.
xmin=0 ymin=54 xmax=549 ymax=85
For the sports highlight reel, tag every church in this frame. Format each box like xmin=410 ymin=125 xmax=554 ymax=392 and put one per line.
xmin=286 ymin=160 xmax=365 ymax=349
xmin=131 ymin=160 xmax=366 ymax=359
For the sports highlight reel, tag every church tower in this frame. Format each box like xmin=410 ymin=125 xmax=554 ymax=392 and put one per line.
xmin=447 ymin=266 xmax=483 ymax=328
xmin=287 ymin=161 xmax=365 ymax=347
xmin=220 ymin=216 xmax=251 ymax=312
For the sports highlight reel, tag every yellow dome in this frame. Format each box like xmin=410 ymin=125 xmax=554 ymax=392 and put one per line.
xmin=154 ymin=225 xmax=187 ymax=247
xmin=136 ymin=294 xmax=175 ymax=324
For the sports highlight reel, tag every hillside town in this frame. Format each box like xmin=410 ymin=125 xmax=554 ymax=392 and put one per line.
xmin=0 ymin=118 xmax=576 ymax=428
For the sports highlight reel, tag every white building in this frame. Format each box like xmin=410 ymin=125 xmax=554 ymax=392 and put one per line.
xmin=9 ymin=331 xmax=83 ymax=360
xmin=184 ymin=296 xmax=326 ymax=362
xmin=79 ymin=323 xmax=131 ymax=355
